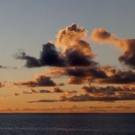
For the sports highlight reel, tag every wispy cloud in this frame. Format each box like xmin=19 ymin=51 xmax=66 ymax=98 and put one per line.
xmin=25 ymin=99 xmax=57 ymax=103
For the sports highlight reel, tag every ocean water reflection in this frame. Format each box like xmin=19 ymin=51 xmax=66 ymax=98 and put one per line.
xmin=0 ymin=113 xmax=135 ymax=135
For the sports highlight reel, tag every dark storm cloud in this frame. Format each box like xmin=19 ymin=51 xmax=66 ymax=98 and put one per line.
xmin=15 ymin=42 xmax=65 ymax=67
xmin=40 ymin=42 xmax=65 ymax=66
xmin=65 ymin=47 xmax=93 ymax=66
xmin=15 ymin=42 xmax=95 ymax=67
xmin=14 ymin=51 xmax=40 ymax=68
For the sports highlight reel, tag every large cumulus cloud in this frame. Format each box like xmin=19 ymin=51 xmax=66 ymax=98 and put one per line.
xmin=15 ymin=24 xmax=96 ymax=68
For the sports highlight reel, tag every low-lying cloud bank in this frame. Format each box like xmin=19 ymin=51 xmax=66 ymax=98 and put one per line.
xmin=24 ymin=85 xmax=135 ymax=103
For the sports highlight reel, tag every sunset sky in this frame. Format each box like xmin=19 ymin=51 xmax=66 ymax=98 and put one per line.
xmin=1 ymin=0 xmax=135 ymax=113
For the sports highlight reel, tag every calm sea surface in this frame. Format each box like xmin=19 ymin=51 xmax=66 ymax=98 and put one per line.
xmin=0 ymin=113 xmax=135 ymax=135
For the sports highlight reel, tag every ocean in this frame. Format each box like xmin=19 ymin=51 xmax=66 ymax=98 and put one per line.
xmin=0 ymin=113 xmax=135 ymax=135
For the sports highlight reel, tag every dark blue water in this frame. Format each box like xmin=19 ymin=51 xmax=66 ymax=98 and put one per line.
xmin=0 ymin=113 xmax=135 ymax=135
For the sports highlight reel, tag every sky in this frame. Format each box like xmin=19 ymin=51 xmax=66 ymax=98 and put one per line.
xmin=0 ymin=0 xmax=135 ymax=113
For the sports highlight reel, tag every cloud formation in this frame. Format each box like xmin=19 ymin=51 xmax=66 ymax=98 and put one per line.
xmin=48 ymin=66 xmax=135 ymax=85
xmin=25 ymin=99 xmax=57 ymax=103
xmin=56 ymin=24 xmax=90 ymax=53
xmin=1 ymin=22 xmax=135 ymax=114
xmin=53 ymin=87 xmax=64 ymax=93
xmin=15 ymin=42 xmax=65 ymax=67
xmin=118 ymin=39 xmax=135 ymax=68
xmin=26 ymin=92 xmax=135 ymax=103
xmin=13 ymin=87 xmax=77 ymax=97
xmin=81 ymin=85 xmax=135 ymax=94
xmin=49 ymin=66 xmax=107 ymax=84
xmin=58 ymin=85 xmax=135 ymax=102
xmin=91 ymin=28 xmax=135 ymax=68
xmin=15 ymin=24 xmax=97 ymax=68
xmin=25 ymin=84 xmax=135 ymax=103
xmin=96 ymin=68 xmax=135 ymax=84
xmin=13 ymin=24 xmax=135 ymax=107
xmin=56 ymin=23 xmax=95 ymax=66
xmin=13 ymin=88 xmax=51 ymax=96
xmin=15 ymin=24 xmax=135 ymax=88
xmin=91 ymin=28 xmax=117 ymax=43
xmin=14 ymin=75 xmax=58 ymax=87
